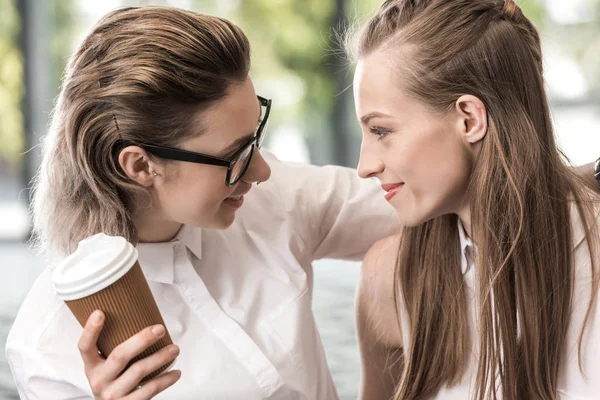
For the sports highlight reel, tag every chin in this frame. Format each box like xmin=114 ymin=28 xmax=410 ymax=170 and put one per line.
xmin=220 ymin=216 xmax=236 ymax=229
xmin=205 ymin=218 xmax=235 ymax=230
xmin=214 ymin=210 xmax=237 ymax=229
xmin=396 ymin=205 xmax=457 ymax=228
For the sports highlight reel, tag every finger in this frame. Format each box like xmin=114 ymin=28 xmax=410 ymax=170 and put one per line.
xmin=124 ymin=370 xmax=181 ymax=400
xmin=77 ymin=310 xmax=105 ymax=368
xmin=109 ymin=344 xmax=179 ymax=395
xmin=101 ymin=325 xmax=167 ymax=379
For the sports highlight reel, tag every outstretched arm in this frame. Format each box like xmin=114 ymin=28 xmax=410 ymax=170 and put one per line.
xmin=263 ymin=151 xmax=400 ymax=262
xmin=356 ymin=236 xmax=404 ymax=400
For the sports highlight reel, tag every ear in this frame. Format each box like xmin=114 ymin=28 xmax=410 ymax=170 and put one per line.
xmin=454 ymin=95 xmax=488 ymax=145
xmin=118 ymin=146 xmax=161 ymax=187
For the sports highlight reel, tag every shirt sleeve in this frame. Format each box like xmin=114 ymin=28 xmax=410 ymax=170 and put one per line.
xmin=264 ymin=151 xmax=400 ymax=261
xmin=5 ymin=341 xmax=92 ymax=400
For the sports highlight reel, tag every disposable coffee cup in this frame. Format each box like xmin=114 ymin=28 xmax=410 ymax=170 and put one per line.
xmin=52 ymin=233 xmax=175 ymax=382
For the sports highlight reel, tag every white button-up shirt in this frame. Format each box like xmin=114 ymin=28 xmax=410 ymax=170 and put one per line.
xmin=6 ymin=152 xmax=398 ymax=399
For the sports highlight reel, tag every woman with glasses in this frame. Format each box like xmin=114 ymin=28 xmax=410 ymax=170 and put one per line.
xmin=5 ymin=7 xmax=398 ymax=400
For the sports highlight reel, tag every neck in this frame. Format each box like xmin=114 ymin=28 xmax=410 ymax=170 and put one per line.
xmin=456 ymin=204 xmax=473 ymax=239
xmin=134 ymin=208 xmax=182 ymax=243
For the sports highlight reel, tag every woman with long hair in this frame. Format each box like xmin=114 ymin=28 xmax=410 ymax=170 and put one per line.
xmin=350 ymin=0 xmax=600 ymax=398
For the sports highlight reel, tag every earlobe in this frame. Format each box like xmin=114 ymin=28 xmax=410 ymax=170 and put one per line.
xmin=118 ymin=146 xmax=156 ymax=187
xmin=455 ymin=95 xmax=488 ymax=144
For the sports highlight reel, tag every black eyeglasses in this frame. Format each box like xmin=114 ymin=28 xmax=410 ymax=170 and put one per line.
xmin=141 ymin=96 xmax=271 ymax=187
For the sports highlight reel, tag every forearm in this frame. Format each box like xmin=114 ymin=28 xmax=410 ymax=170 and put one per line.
xmin=266 ymin=150 xmax=400 ymax=261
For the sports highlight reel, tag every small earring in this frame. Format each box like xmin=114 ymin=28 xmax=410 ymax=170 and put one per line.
xmin=152 ymin=171 xmax=158 ymax=177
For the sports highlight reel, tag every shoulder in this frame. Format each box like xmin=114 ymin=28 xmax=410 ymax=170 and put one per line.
xmin=247 ymin=149 xmax=382 ymax=226
xmin=259 ymin=149 xmax=376 ymax=202
xmin=561 ymin=200 xmax=600 ymax=393
xmin=6 ymin=266 xmax=87 ymax=384
xmin=6 ymin=267 xmax=68 ymax=351
xmin=357 ymin=234 xmax=403 ymax=348
xmin=6 ymin=267 xmax=89 ymax=395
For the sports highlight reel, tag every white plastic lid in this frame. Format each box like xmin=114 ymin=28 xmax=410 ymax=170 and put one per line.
xmin=52 ymin=233 xmax=138 ymax=301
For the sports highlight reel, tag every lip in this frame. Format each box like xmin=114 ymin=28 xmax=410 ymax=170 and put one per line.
xmin=381 ymin=183 xmax=404 ymax=202
xmin=223 ymin=187 xmax=251 ymax=209
xmin=229 ymin=183 xmax=252 ymax=198
xmin=223 ymin=195 xmax=244 ymax=209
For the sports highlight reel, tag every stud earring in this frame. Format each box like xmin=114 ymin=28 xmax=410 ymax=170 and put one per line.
xmin=152 ymin=171 xmax=158 ymax=177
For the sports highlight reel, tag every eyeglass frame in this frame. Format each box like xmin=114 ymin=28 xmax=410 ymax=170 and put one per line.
xmin=140 ymin=95 xmax=272 ymax=187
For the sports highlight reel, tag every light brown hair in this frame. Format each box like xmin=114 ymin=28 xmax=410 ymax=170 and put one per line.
xmin=31 ymin=7 xmax=251 ymax=257
xmin=348 ymin=0 xmax=599 ymax=398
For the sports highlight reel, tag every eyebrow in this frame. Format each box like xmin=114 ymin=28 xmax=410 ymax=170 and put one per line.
xmin=222 ymin=133 xmax=256 ymax=155
xmin=360 ymin=111 xmax=392 ymax=125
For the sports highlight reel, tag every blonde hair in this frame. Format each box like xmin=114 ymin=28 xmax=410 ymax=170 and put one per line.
xmin=31 ymin=7 xmax=251 ymax=257
xmin=348 ymin=0 xmax=599 ymax=398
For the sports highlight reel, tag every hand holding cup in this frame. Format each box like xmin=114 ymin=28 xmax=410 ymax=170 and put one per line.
xmin=78 ymin=311 xmax=180 ymax=399
xmin=52 ymin=234 xmax=181 ymax=398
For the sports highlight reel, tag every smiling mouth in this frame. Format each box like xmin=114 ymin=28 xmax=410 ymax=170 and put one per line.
xmin=223 ymin=194 xmax=245 ymax=209
xmin=223 ymin=185 xmax=250 ymax=209
xmin=226 ymin=183 xmax=252 ymax=201
xmin=382 ymin=183 xmax=404 ymax=202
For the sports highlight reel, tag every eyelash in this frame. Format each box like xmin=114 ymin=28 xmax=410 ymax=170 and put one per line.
xmin=369 ymin=126 xmax=390 ymax=139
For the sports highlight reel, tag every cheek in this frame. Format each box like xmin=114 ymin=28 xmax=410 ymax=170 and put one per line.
xmin=161 ymin=166 xmax=232 ymax=223
xmin=393 ymin=128 xmax=471 ymax=222
xmin=419 ymin=144 xmax=471 ymax=213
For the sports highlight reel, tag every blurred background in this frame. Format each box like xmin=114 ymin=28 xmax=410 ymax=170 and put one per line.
xmin=0 ymin=0 xmax=599 ymax=398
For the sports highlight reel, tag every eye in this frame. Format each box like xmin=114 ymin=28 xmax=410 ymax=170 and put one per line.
xmin=369 ymin=126 xmax=390 ymax=139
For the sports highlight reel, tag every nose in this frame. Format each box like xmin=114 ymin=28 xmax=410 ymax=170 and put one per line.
xmin=242 ymin=148 xmax=271 ymax=184
xmin=357 ymin=140 xmax=384 ymax=179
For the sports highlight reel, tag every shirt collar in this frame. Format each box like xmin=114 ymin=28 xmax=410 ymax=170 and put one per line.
xmin=176 ymin=224 xmax=203 ymax=260
xmin=454 ymin=202 xmax=595 ymax=276
xmin=136 ymin=225 xmax=202 ymax=284
xmin=457 ymin=217 xmax=474 ymax=275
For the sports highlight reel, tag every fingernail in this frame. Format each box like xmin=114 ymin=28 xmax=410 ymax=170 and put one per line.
xmin=168 ymin=345 xmax=179 ymax=356
xmin=92 ymin=311 xmax=103 ymax=324
xmin=174 ymin=370 xmax=181 ymax=378
xmin=152 ymin=325 xmax=165 ymax=336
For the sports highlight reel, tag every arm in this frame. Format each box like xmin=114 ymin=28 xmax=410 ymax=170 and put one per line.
xmin=264 ymin=151 xmax=399 ymax=261
xmin=6 ymin=312 xmax=180 ymax=400
xmin=356 ymin=235 xmax=404 ymax=400
xmin=6 ymin=341 xmax=91 ymax=400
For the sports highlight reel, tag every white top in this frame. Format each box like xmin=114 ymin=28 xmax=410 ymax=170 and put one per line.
xmin=5 ymin=152 xmax=398 ymax=400
xmin=52 ymin=234 xmax=139 ymax=301
xmin=401 ymin=210 xmax=600 ymax=399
